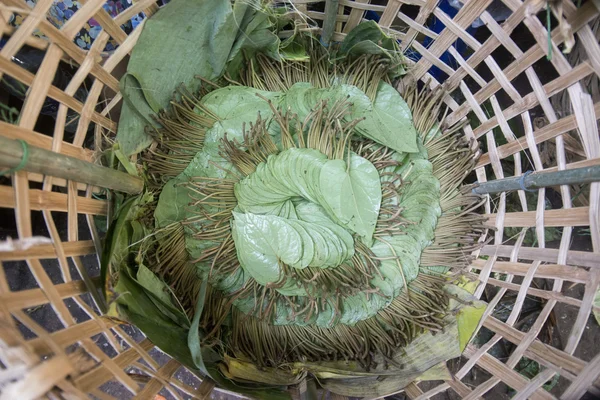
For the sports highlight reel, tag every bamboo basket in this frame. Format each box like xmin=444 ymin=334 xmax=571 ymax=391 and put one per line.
xmin=0 ymin=0 xmax=599 ymax=399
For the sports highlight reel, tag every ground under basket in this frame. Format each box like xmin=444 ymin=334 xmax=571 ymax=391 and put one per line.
xmin=0 ymin=0 xmax=599 ymax=399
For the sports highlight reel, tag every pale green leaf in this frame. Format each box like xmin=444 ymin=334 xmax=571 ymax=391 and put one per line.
xmin=201 ymin=86 xmax=282 ymax=142
xmin=280 ymin=83 xmax=418 ymax=153
xmin=319 ymin=152 xmax=381 ymax=243
xmin=350 ymin=82 xmax=419 ymax=153
xmin=415 ymin=363 xmax=452 ymax=382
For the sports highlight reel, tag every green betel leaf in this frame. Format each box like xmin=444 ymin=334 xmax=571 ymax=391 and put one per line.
xmin=201 ymin=86 xmax=282 ymax=142
xmin=226 ymin=10 xmax=281 ymax=77
xmin=319 ymin=152 xmax=382 ymax=244
xmin=232 ymin=211 xmax=300 ymax=286
xmin=335 ymin=21 xmax=405 ymax=78
xmin=231 ymin=208 xmax=355 ymax=282
xmin=350 ymin=82 xmax=419 ymax=153
xmin=279 ymin=32 xmax=310 ymax=61
xmin=279 ymin=83 xmax=418 ymax=153
xmin=235 ymin=148 xmax=380 ymax=242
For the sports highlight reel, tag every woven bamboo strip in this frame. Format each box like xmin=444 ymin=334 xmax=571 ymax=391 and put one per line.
xmin=0 ymin=355 xmax=74 ymax=400
xmin=400 ymin=0 xmax=438 ymax=51
xmin=471 ymin=259 xmax=590 ymax=284
xmin=90 ymin=389 xmax=119 ymax=400
xmin=24 ymin=318 xmax=113 ymax=354
xmin=0 ymin=20 xmax=50 ymax=53
xmin=111 ymin=327 xmax=159 ymax=371
xmin=468 ymin=232 xmax=527 ymax=371
xmin=446 ymin=380 xmax=474 ymax=398
xmin=0 ymin=0 xmax=598 ymax=397
xmin=485 ymin=276 xmax=600 ymax=315
xmin=1 ymin=0 xmax=120 ymax=91
xmin=377 ymin=0 xmax=401 ymax=27
xmin=0 ymin=55 xmax=116 ymax=130
xmin=0 ymin=0 xmax=53 ymax=59
xmin=560 ymin=353 xmax=600 ymax=400
xmin=0 ymin=121 xmax=93 ymax=160
xmin=61 ymin=0 xmax=107 ymax=39
xmin=477 ymin=101 xmax=600 ymax=168
xmin=0 ymin=278 xmax=99 ymax=311
xmin=113 ymin=0 xmax=155 ymax=25
xmin=74 ymin=339 xmax=153 ymax=391
xmin=446 ymin=0 xmax=599 ymax=123
xmin=0 ymin=185 xmax=108 ymax=215
xmin=132 ymin=359 xmax=182 ymax=400
xmin=0 ymin=240 xmax=96 ymax=261
xmin=85 ymin=7 xmax=128 ymax=45
xmin=70 ymin=332 xmax=139 ymax=393
xmin=463 ymin=345 xmax=555 ymax=400
xmin=342 ymin=0 xmax=368 ymax=33
xmin=410 ymin=0 xmax=493 ymax=79
xmin=479 ymin=244 xmax=600 ymax=268
xmin=484 ymin=317 xmax=600 ymax=392
xmin=103 ymin=18 xmax=144 ymax=74
xmin=47 ymin=31 xmax=108 ymax=166
xmin=486 ymin=207 xmax=590 ymax=227
xmin=404 ymin=382 xmax=424 ymax=399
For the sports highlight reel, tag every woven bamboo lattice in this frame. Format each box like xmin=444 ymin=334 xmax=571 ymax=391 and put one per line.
xmin=0 ymin=0 xmax=599 ymax=398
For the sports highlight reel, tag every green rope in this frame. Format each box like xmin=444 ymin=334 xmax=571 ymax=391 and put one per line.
xmin=2 ymin=139 xmax=29 ymax=176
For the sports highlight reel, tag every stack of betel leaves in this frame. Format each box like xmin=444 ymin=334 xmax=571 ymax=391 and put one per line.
xmin=103 ymin=0 xmax=488 ymax=397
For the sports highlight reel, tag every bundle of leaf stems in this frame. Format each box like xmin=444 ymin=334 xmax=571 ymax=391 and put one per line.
xmin=139 ymin=46 xmax=485 ymax=370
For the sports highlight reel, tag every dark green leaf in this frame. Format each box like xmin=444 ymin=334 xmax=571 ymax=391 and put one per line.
xmin=188 ymin=279 xmax=211 ymax=376
xmin=100 ymin=196 xmax=137 ymax=301
xmin=338 ymin=21 xmax=395 ymax=56
xmin=101 ymin=193 xmax=153 ymax=304
xmin=115 ymin=74 xmax=159 ymax=156
xmin=136 ymin=264 xmax=190 ymax=327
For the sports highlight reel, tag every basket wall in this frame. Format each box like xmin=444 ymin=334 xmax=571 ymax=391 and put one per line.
xmin=0 ymin=0 xmax=599 ymax=398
